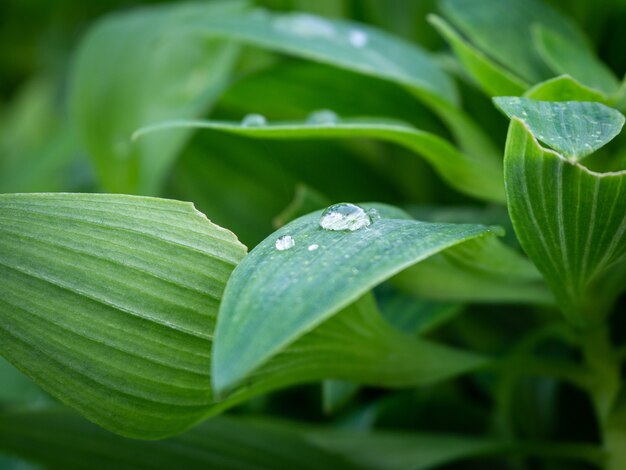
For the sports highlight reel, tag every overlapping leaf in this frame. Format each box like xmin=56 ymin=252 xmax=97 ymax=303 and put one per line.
xmin=135 ymin=117 xmax=505 ymax=203
xmin=212 ymin=204 xmax=498 ymax=395
xmin=0 ymin=193 xmax=246 ymax=438
xmin=502 ymin=116 xmax=626 ymax=324
xmin=495 ymin=97 xmax=625 ymax=161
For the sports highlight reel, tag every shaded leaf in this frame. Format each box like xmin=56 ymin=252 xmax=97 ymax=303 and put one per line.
xmin=532 ymin=24 xmax=620 ymax=96
xmin=494 ymin=97 xmax=625 ymax=161
xmin=70 ymin=2 xmax=242 ymax=194
xmin=503 ymin=118 xmax=626 ymax=324
xmin=428 ymin=14 xmax=528 ymax=96
xmin=0 ymin=194 xmax=246 ymax=438
xmin=439 ymin=0 xmax=587 ymax=83
xmin=0 ymin=409 xmax=356 ymax=470
xmin=212 ymin=203 xmax=497 ymax=395
xmin=135 ymin=117 xmax=505 ymax=203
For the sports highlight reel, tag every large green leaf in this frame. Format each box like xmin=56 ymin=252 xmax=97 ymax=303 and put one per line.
xmin=494 ymin=97 xmax=625 ymax=162
xmin=0 ymin=409 xmax=357 ymax=470
xmin=135 ymin=117 xmax=505 ymax=203
xmin=70 ymin=2 xmax=242 ymax=194
xmin=502 ymin=117 xmax=626 ymax=324
xmin=212 ymin=203 xmax=498 ymax=395
xmin=0 ymin=193 xmax=246 ymax=438
xmin=524 ymin=75 xmax=608 ymax=103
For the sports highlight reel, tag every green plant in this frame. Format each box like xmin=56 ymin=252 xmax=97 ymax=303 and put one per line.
xmin=1 ymin=0 xmax=625 ymax=468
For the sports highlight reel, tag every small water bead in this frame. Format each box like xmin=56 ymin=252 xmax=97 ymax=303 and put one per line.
xmin=275 ymin=235 xmax=295 ymax=251
xmin=273 ymin=13 xmax=335 ymax=39
xmin=306 ymin=109 xmax=339 ymax=126
xmin=241 ymin=113 xmax=267 ymax=127
xmin=320 ymin=203 xmax=372 ymax=231
xmin=349 ymin=29 xmax=368 ymax=48
xmin=308 ymin=244 xmax=319 ymax=251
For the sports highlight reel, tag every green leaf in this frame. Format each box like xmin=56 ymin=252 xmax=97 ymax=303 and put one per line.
xmin=322 ymin=380 xmax=360 ymax=415
xmin=439 ymin=0 xmax=588 ymax=83
xmin=70 ymin=2 xmax=242 ymax=194
xmin=187 ymin=7 xmax=500 ymax=177
xmin=0 ymin=409 xmax=357 ymax=470
xmin=428 ymin=15 xmax=528 ymax=96
xmin=135 ymin=117 xmax=505 ymax=203
xmin=380 ymin=293 xmax=462 ymax=336
xmin=212 ymin=203 xmax=497 ymax=395
xmin=532 ymin=25 xmax=620 ymax=96
xmin=0 ymin=357 xmax=49 ymax=406
xmin=524 ymin=75 xmax=608 ymax=103
xmin=0 ymin=193 xmax=246 ymax=438
xmin=192 ymin=9 xmax=457 ymax=104
xmin=494 ymin=97 xmax=625 ymax=162
xmin=502 ymin=118 xmax=626 ymax=324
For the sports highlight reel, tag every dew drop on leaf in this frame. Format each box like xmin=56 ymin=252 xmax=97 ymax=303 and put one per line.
xmin=349 ymin=29 xmax=368 ymax=48
xmin=319 ymin=203 xmax=372 ymax=231
xmin=275 ymin=235 xmax=295 ymax=251
xmin=273 ymin=13 xmax=335 ymax=39
xmin=308 ymin=244 xmax=319 ymax=251
xmin=306 ymin=109 xmax=339 ymax=125
xmin=241 ymin=113 xmax=267 ymax=127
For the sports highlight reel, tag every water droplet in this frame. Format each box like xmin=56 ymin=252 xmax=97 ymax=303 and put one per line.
xmin=273 ymin=13 xmax=335 ymax=39
xmin=275 ymin=235 xmax=295 ymax=251
xmin=306 ymin=109 xmax=339 ymax=126
xmin=241 ymin=113 xmax=267 ymax=127
xmin=349 ymin=29 xmax=368 ymax=48
xmin=366 ymin=208 xmax=380 ymax=221
xmin=308 ymin=244 xmax=319 ymax=251
xmin=320 ymin=203 xmax=372 ymax=231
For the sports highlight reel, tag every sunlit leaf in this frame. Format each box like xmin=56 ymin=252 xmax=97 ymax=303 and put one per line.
xmin=0 ymin=194 xmax=246 ymax=438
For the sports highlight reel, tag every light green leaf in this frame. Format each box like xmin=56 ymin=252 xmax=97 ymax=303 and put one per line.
xmin=0 ymin=357 xmax=49 ymax=406
xmin=0 ymin=194 xmax=246 ymax=438
xmin=503 ymin=118 xmax=626 ymax=324
xmin=524 ymin=75 xmax=608 ymax=103
xmin=428 ymin=14 xmax=528 ymax=96
xmin=494 ymin=97 xmax=625 ymax=162
xmin=135 ymin=117 xmax=505 ymax=203
xmin=0 ymin=409 xmax=357 ymax=470
xmin=440 ymin=0 xmax=588 ymax=83
xmin=70 ymin=2 xmax=242 ymax=194
xmin=533 ymin=25 xmax=620 ymax=96
xmin=380 ymin=294 xmax=462 ymax=336
xmin=212 ymin=203 xmax=497 ymax=395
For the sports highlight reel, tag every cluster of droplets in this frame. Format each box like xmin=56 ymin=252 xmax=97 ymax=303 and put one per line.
xmin=275 ymin=203 xmax=376 ymax=251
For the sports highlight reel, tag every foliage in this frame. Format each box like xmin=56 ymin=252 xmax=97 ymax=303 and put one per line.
xmin=1 ymin=0 xmax=625 ymax=468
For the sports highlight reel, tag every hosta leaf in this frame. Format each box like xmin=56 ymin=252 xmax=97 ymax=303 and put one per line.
xmin=0 ymin=194 xmax=246 ymax=438
xmin=532 ymin=25 xmax=620 ymax=96
xmin=212 ymin=203 xmax=497 ymax=395
xmin=0 ymin=409 xmax=357 ymax=470
xmin=524 ymin=75 xmax=608 ymax=103
xmin=428 ymin=15 xmax=528 ymax=96
xmin=503 ymin=118 xmax=626 ymax=324
xmin=494 ymin=97 xmax=625 ymax=162
xmin=135 ymin=117 xmax=505 ymax=203
xmin=439 ymin=0 xmax=587 ymax=83
xmin=70 ymin=2 xmax=242 ymax=194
